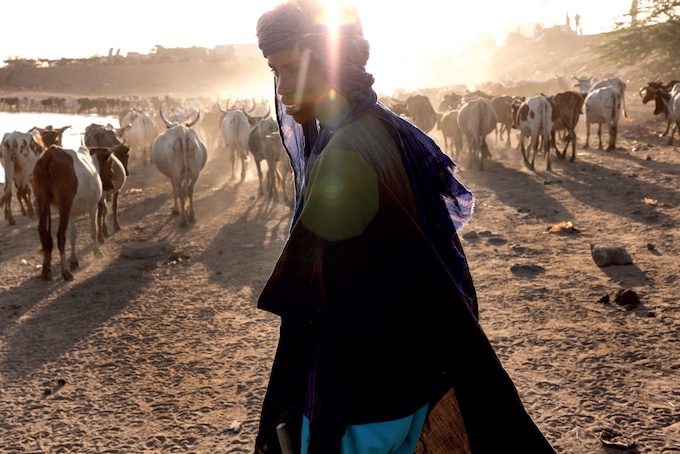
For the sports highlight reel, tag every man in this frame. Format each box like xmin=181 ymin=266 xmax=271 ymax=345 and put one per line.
xmin=253 ymin=1 xmax=556 ymax=453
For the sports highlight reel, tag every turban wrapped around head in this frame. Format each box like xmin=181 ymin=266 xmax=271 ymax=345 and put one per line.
xmin=256 ymin=1 xmax=375 ymax=103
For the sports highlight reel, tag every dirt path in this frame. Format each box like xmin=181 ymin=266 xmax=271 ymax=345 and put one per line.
xmin=1 ymin=99 xmax=679 ymax=453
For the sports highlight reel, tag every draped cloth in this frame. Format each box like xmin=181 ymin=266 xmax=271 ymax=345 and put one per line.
xmin=254 ymin=2 xmax=555 ymax=453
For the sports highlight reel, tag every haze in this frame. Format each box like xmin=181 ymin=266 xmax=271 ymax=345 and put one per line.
xmin=0 ymin=0 xmax=632 ymax=94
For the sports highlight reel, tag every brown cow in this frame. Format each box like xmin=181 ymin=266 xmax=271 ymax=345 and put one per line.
xmin=32 ymin=146 xmax=105 ymax=281
xmin=546 ymin=91 xmax=584 ymax=162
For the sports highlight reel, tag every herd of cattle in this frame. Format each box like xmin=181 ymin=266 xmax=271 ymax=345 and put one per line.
xmin=1 ymin=98 xmax=290 ymax=281
xmin=386 ymin=76 xmax=680 ymax=171
xmin=2 ymin=75 xmax=680 ymax=281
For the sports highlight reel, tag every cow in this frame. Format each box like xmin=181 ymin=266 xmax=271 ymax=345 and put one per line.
xmin=32 ymin=146 xmax=104 ymax=281
xmin=247 ymin=105 xmax=279 ymax=197
xmin=1 ymin=131 xmax=45 ymax=225
xmin=218 ymin=100 xmax=251 ymax=181
xmin=390 ymin=95 xmax=437 ymax=133
xmin=120 ymin=110 xmax=158 ymax=165
xmin=590 ymin=77 xmax=629 ymax=120
xmin=84 ymin=123 xmax=130 ymax=174
xmin=437 ymin=109 xmax=463 ymax=158
xmin=89 ymin=144 xmax=129 ymax=242
xmin=490 ymin=95 xmax=518 ymax=148
xmin=437 ymin=92 xmax=463 ymax=112
xmin=663 ymin=83 xmax=680 ymax=145
xmin=584 ymin=86 xmax=622 ymax=152
xmin=152 ymin=110 xmax=207 ymax=227
xmin=572 ymin=75 xmax=598 ymax=94
xmin=262 ymin=132 xmax=287 ymax=203
xmin=457 ymin=97 xmax=497 ymax=171
xmin=639 ymin=80 xmax=680 ymax=138
xmin=546 ymin=91 xmax=584 ymax=162
xmin=514 ymin=95 xmax=553 ymax=170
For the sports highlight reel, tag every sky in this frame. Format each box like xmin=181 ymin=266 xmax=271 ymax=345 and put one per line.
xmin=1 ymin=0 xmax=634 ymax=63
xmin=0 ymin=1 xmax=635 ymax=95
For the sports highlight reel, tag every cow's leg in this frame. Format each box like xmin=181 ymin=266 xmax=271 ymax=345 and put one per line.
xmin=89 ymin=208 xmax=103 ymax=258
xmin=97 ymin=199 xmax=107 ymax=244
xmin=255 ymin=160 xmax=264 ymax=196
xmin=569 ymin=129 xmax=577 ymax=162
xmin=187 ymin=178 xmax=197 ymax=225
xmin=179 ymin=178 xmax=189 ymax=227
xmin=597 ymin=124 xmax=603 ymax=150
xmin=112 ymin=192 xmax=122 ymax=231
xmin=2 ymin=190 xmax=16 ymax=226
xmin=607 ymin=125 xmax=617 ymax=152
xmin=60 ymin=212 xmax=74 ymax=281
xmin=170 ymin=178 xmax=180 ymax=216
xmin=544 ymin=133 xmax=552 ymax=171
xmin=668 ymin=122 xmax=678 ymax=146
xmin=38 ymin=205 xmax=53 ymax=281
xmin=240 ymin=151 xmax=248 ymax=182
xmin=660 ymin=120 xmax=670 ymax=137
xmin=584 ymin=121 xmax=591 ymax=149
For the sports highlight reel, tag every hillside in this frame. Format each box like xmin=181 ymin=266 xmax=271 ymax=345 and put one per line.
xmin=0 ymin=59 xmax=273 ymax=100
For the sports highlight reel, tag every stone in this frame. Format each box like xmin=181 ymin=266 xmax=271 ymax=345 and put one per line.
xmin=590 ymin=245 xmax=633 ymax=267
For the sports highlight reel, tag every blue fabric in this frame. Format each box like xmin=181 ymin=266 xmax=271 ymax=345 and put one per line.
xmin=258 ymin=2 xmax=476 ymax=312
xmin=300 ymin=404 xmax=429 ymax=454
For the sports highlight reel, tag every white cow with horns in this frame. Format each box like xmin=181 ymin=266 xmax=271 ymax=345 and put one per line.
xmin=152 ymin=109 xmax=207 ymax=227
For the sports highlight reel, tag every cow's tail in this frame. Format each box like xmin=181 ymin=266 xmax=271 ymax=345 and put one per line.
xmin=622 ymin=88 xmax=631 ymax=120
xmin=542 ymin=108 xmax=553 ymax=155
xmin=33 ymin=148 xmax=53 ymax=236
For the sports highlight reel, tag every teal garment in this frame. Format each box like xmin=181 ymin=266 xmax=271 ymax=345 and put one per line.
xmin=301 ymin=404 xmax=429 ymax=454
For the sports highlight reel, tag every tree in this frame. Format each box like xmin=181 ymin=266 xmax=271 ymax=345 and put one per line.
xmin=594 ymin=0 xmax=680 ymax=70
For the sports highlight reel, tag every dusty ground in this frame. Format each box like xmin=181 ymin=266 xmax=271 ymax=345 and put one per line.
xmin=1 ymin=33 xmax=679 ymax=454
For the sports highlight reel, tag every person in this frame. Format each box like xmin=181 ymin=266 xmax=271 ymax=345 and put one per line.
xmin=566 ymin=12 xmax=571 ymax=30
xmin=575 ymin=13 xmax=582 ymax=35
xmin=253 ymin=1 xmax=557 ymax=453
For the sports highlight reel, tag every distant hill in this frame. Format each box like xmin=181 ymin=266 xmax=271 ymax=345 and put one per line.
xmin=0 ymin=59 xmax=273 ymax=100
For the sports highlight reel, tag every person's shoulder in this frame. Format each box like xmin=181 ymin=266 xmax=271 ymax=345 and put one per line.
xmin=330 ymin=111 xmax=391 ymax=148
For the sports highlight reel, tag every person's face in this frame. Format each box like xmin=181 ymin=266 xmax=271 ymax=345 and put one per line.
xmin=267 ymin=47 xmax=332 ymax=124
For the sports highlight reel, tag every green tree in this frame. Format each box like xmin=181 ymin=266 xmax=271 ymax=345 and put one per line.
xmin=595 ymin=0 xmax=680 ymax=69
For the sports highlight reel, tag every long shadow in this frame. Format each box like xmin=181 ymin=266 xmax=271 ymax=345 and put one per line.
xmin=0 ymin=253 xmax=156 ymax=384
xmin=201 ymin=195 xmax=292 ymax=293
xmin=460 ymin=158 xmax=573 ymax=224
xmin=556 ymin=157 xmax=676 ymax=227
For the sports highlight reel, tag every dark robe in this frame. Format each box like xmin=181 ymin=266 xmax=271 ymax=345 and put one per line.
xmin=254 ymin=112 xmax=555 ymax=454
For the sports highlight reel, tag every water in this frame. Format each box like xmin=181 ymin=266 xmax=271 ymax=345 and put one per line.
xmin=0 ymin=112 xmax=119 ymax=184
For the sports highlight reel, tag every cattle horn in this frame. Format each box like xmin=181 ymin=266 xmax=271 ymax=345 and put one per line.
xmin=186 ymin=111 xmax=201 ymax=128
xmin=159 ymin=108 xmax=173 ymax=128
xmin=246 ymin=98 xmax=257 ymax=113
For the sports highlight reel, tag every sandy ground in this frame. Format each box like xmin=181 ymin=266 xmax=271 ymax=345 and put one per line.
xmin=1 ymin=33 xmax=679 ymax=454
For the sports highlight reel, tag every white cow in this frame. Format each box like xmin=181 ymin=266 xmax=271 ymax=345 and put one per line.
xmin=32 ymin=146 xmax=104 ymax=281
xmin=152 ymin=111 xmax=207 ymax=227
xmin=514 ymin=95 xmax=553 ymax=171
xmin=590 ymin=77 xmax=629 ymax=120
xmin=121 ymin=110 xmax=159 ymax=165
xmin=220 ymin=109 xmax=251 ymax=181
xmin=666 ymin=83 xmax=680 ymax=145
xmin=457 ymin=97 xmax=497 ymax=171
xmin=584 ymin=86 xmax=622 ymax=152
xmin=1 ymin=131 xmax=45 ymax=225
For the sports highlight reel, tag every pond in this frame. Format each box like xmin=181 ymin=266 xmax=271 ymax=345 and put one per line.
xmin=0 ymin=111 xmax=119 ymax=184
